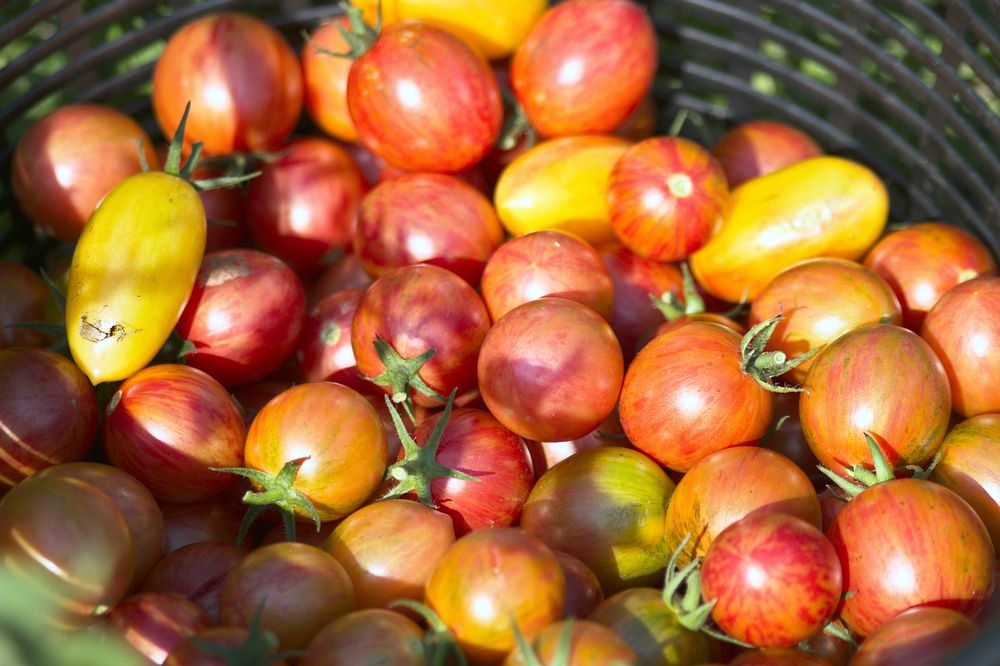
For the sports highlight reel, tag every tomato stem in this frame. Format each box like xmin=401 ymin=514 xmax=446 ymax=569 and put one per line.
xmin=662 ymin=534 xmax=716 ymax=632
xmin=816 ymin=432 xmax=942 ymax=500
xmin=365 ymin=335 xmax=448 ymax=422
xmin=191 ymin=600 xmax=302 ymax=665
xmin=739 ymin=313 xmax=817 ymax=393
xmin=388 ymin=600 xmax=468 ymax=666
xmin=652 ymin=263 xmax=706 ymax=322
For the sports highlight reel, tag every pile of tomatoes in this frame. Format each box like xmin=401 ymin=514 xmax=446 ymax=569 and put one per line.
xmin=2 ymin=0 xmax=1000 ymax=664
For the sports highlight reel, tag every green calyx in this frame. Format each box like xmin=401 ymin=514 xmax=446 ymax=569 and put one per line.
xmin=739 ymin=313 xmax=817 ymax=393
xmin=210 ymin=458 xmax=322 ymax=547
xmin=365 ymin=335 xmax=447 ymax=422
xmin=191 ymin=602 xmax=301 ymax=666
xmin=651 ymin=263 xmax=706 ymax=322
xmin=511 ymin=616 xmax=574 ymax=666
xmin=380 ymin=389 xmax=478 ymax=508
xmin=662 ymin=534 xmax=716 ymax=632
xmin=153 ymin=101 xmax=260 ymax=191
xmin=497 ymin=84 xmax=537 ymax=152
xmin=818 ymin=432 xmax=941 ymax=499
xmin=389 ymin=600 xmax=468 ymax=666
xmin=305 ymin=2 xmax=381 ymax=60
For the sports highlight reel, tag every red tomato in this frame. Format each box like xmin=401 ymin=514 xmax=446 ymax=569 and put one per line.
xmin=761 ymin=393 xmax=824 ymax=489
xmin=729 ymin=648 xmax=834 ymax=665
xmin=140 ymin=542 xmax=247 ymax=623
xmin=830 ymin=478 xmax=995 ymax=637
xmin=103 ymin=364 xmax=246 ymax=503
xmin=307 ymin=253 xmax=373 ymax=305
xmin=354 ymin=173 xmax=504 ymax=285
xmin=481 ymin=230 xmax=615 ymax=322
xmin=921 ymin=276 xmax=1000 ymax=417
xmin=864 ymin=222 xmax=997 ymax=330
xmin=175 ymin=249 xmax=306 ymax=387
xmin=325 ymin=499 xmax=455 ymax=609
xmin=152 ymin=13 xmax=302 ymax=155
xmin=664 ymin=446 xmax=821 ymax=566
xmin=196 ymin=168 xmax=248 ymax=254
xmin=407 ymin=407 xmax=534 ymax=534
xmin=800 ymin=324 xmax=951 ymax=477
xmin=159 ymin=497 xmax=244 ymax=553
xmin=553 ymin=550 xmax=605 ymax=618
xmin=244 ymin=382 xmax=387 ymax=521
xmin=711 ymin=120 xmax=823 ymax=188
xmin=426 ymin=528 xmax=565 ymax=664
xmin=0 ymin=261 xmax=50 ymax=348
xmin=588 ymin=587 xmax=711 ymax=665
xmin=231 ymin=378 xmax=295 ymax=427
xmin=701 ymin=513 xmax=842 ymax=647
xmin=0 ymin=348 xmax=97 ymax=491
xmin=607 ymin=137 xmax=728 ymax=261
xmin=219 ymin=542 xmax=356 ymax=650
xmin=302 ymin=17 xmax=358 ymax=142
xmin=35 ymin=462 xmax=164 ymax=587
xmin=107 ymin=593 xmax=211 ymax=665
xmin=848 ymin=607 xmax=977 ymax=666
xmin=525 ymin=408 xmax=626 ymax=480
xmin=295 ymin=288 xmax=366 ymax=388
xmin=300 ymin=609 xmax=426 ymax=666
xmin=0 ymin=474 xmax=133 ymax=629
xmin=512 ymin=0 xmax=657 ymax=137
xmin=247 ymin=138 xmax=367 ymax=276
xmin=352 ymin=264 xmax=491 ymax=408
xmin=619 ymin=321 xmax=773 ymax=472
xmin=930 ymin=413 xmax=1000 ymax=553
xmin=520 ymin=447 xmax=675 ymax=593
xmin=504 ymin=619 xmax=637 ymax=665
xmin=346 ymin=21 xmax=502 ymax=173
xmin=478 ymin=298 xmax=624 ymax=442
xmin=11 ymin=104 xmax=158 ymax=241
xmin=748 ymin=258 xmax=902 ymax=383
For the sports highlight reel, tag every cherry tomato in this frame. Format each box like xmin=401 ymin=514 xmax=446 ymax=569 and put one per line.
xmin=107 ymin=593 xmax=211 ymax=665
xmin=307 ymin=253 xmax=373 ymax=305
xmin=711 ymin=120 xmax=823 ymax=188
xmin=848 ymin=607 xmax=977 ymax=666
xmin=300 ymin=608 xmax=426 ymax=666
xmin=302 ymin=17 xmax=358 ymax=142
xmin=504 ymin=619 xmax=637 ymax=665
xmin=296 ymin=288 xmax=366 ymax=388
xmin=0 ymin=261 xmax=50 ymax=348
xmin=140 ymin=542 xmax=247 ymax=623
xmin=160 ymin=497 xmax=244 ymax=553
xmin=553 ymin=550 xmax=605 ymax=618
xmin=164 ymin=627 xmax=288 ymax=666
xmin=729 ymin=648 xmax=834 ymax=665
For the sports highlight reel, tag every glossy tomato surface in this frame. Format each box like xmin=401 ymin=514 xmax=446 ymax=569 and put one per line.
xmin=295 ymin=288 xmax=366 ymax=388
xmin=711 ymin=120 xmax=823 ymax=188
xmin=553 ymin=550 xmax=605 ymax=618
xmin=140 ymin=542 xmax=246 ymax=623
xmin=107 ymin=593 xmax=211 ymax=665
xmin=300 ymin=608 xmax=425 ymax=666
xmin=302 ymin=17 xmax=357 ymax=142
xmin=848 ymin=607 xmax=977 ymax=666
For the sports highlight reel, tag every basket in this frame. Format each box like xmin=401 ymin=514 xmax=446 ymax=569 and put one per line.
xmin=1 ymin=0 xmax=999 ymax=661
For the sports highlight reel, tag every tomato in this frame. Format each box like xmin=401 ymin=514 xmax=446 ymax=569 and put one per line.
xmin=848 ymin=607 xmax=977 ymax=666
xmin=243 ymin=382 xmax=387 ymax=521
xmin=0 ymin=474 xmax=133 ymax=629
xmin=711 ymin=120 xmax=823 ymax=188
xmin=197 ymin=169 xmax=248 ymax=254
xmin=164 ymin=627 xmax=288 ymax=666
xmin=295 ymin=288 xmax=366 ymax=388
xmin=619 ymin=321 xmax=773 ymax=472
xmin=300 ymin=608 xmax=426 ymax=666
xmin=353 ymin=0 xmax=547 ymax=60
xmin=481 ymin=230 xmax=615 ymax=322
xmin=231 ymin=378 xmax=295 ymax=427
xmin=600 ymin=245 xmax=684 ymax=360
xmin=407 ymin=407 xmax=534 ymax=533
xmin=511 ymin=0 xmax=657 ymax=137
xmin=153 ymin=13 xmax=302 ymax=155
xmin=0 ymin=348 xmax=97 ymax=491
xmin=553 ymin=551 xmax=604 ymax=618
xmin=140 ymin=542 xmax=247 ymax=623
xmin=325 ymin=499 xmax=455 ymax=609
xmin=748 ymin=258 xmax=902 ymax=383
xmin=701 ymin=513 xmax=842 ymax=647
xmin=520 ymin=447 xmax=675 ymax=593
xmin=103 ymin=364 xmax=246 ymax=503
xmin=302 ymin=17 xmax=358 ymax=142
xmin=664 ymin=446 xmax=821 ymax=567
xmin=728 ymin=648 xmax=834 ymax=665
xmin=345 ymin=20 xmax=502 ymax=173
xmin=174 ymin=249 xmax=306 ymax=387
xmin=864 ymin=222 xmax=997 ymax=330
xmin=504 ymin=619 xmax=637 ymax=665
xmin=921 ymin=276 xmax=1000 ymax=417
xmin=690 ymin=156 xmax=889 ymax=302
xmin=354 ymin=173 xmax=504 ymax=285
xmin=762 ymin=393 xmax=824 ymax=489
xmin=107 ymin=593 xmax=211 ymax=665
xmin=930 ymin=414 xmax=1000 ymax=553
xmin=0 ymin=261 xmax=50 ymax=348
xmin=478 ymin=298 xmax=624 ymax=442
xmin=11 ymin=104 xmax=158 ymax=241
xmin=607 ymin=137 xmax=729 ymax=262
xmin=426 ymin=528 xmax=565 ymax=664
xmin=352 ymin=264 xmax=491 ymax=409
xmin=526 ymin=408 xmax=625 ymax=480
xmin=494 ymin=135 xmax=631 ymax=246
xmin=800 ymin=324 xmax=951 ymax=477
xmin=247 ymin=138 xmax=367 ymax=277
xmin=160 ymin=497 xmax=244 ymax=553
xmin=35 ymin=462 xmax=164 ymax=586
xmin=219 ymin=542 xmax=355 ymax=650
xmin=308 ymin=254 xmax=373 ymax=305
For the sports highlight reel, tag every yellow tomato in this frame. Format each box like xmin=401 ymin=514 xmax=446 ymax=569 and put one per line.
xmin=66 ymin=172 xmax=205 ymax=384
xmin=353 ymin=0 xmax=548 ymax=60
xmin=690 ymin=156 xmax=889 ymax=303
xmin=494 ymin=135 xmax=630 ymax=247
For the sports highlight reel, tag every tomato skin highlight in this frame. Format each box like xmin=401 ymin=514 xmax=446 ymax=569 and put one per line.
xmin=107 ymin=593 xmax=211 ymax=665
xmin=829 ymin=478 xmax=995 ymax=637
xmin=66 ymin=171 xmax=206 ymax=384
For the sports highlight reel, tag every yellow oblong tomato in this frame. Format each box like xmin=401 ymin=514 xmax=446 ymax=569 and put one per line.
xmin=690 ymin=156 xmax=889 ymax=303
xmin=352 ymin=0 xmax=547 ymax=60
xmin=66 ymin=171 xmax=206 ymax=384
xmin=495 ymin=135 xmax=630 ymax=247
